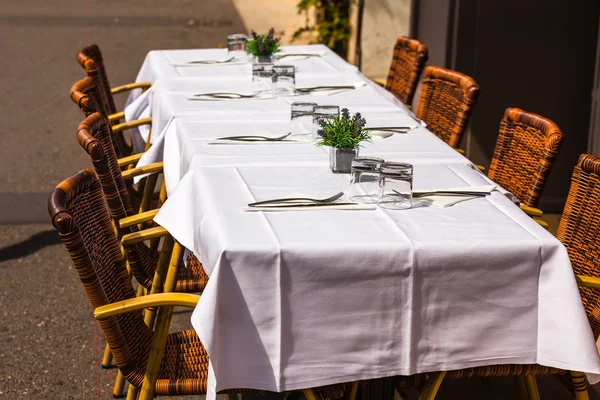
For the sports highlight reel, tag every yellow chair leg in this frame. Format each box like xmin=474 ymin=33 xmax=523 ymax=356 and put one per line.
xmin=144 ymin=128 xmax=153 ymax=152
xmin=138 ymin=243 xmax=183 ymax=400
xmin=418 ymin=371 xmax=446 ymax=400
xmin=346 ymin=381 xmax=359 ymax=400
xmin=516 ymin=376 xmax=529 ymax=399
xmin=143 ymin=237 xmax=175 ymax=328
xmin=524 ymin=375 xmax=540 ymax=400
xmin=112 ymin=370 xmax=127 ymax=398
xmin=126 ymin=384 xmax=138 ymax=400
xmin=139 ymin=173 xmax=158 ymax=215
xmin=302 ymin=389 xmax=318 ymax=400
xmin=101 ymin=344 xmax=113 ymax=368
xmin=158 ymin=179 xmax=167 ymax=207
xmin=571 ymin=371 xmax=589 ymax=400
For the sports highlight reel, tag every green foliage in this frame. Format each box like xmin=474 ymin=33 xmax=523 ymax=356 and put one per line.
xmin=293 ymin=0 xmax=351 ymax=56
xmin=246 ymin=28 xmax=282 ymax=57
xmin=316 ymin=108 xmax=371 ymax=149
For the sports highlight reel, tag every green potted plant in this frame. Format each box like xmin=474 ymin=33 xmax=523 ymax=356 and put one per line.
xmin=316 ymin=108 xmax=371 ymax=173
xmin=246 ymin=28 xmax=282 ymax=63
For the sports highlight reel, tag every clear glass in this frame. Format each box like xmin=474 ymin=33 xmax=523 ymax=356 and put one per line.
xmin=290 ymin=102 xmax=317 ymax=136
xmin=312 ymin=105 xmax=340 ymax=138
xmin=227 ymin=34 xmax=248 ymax=52
xmin=349 ymin=157 xmax=385 ymax=203
xmin=378 ymin=162 xmax=413 ymax=209
xmin=252 ymin=62 xmax=273 ymax=93
xmin=272 ymin=65 xmax=295 ymax=96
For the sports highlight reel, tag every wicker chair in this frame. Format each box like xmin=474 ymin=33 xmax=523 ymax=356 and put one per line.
xmin=416 ymin=154 xmax=600 ymax=400
xmin=77 ymin=112 xmax=208 ymax=295
xmin=415 ymin=66 xmax=480 ymax=148
xmin=77 ymin=44 xmax=151 ymax=122
xmin=488 ymin=108 xmax=563 ymax=209
xmin=385 ymin=36 xmax=428 ymax=108
xmin=47 ymin=169 xmax=325 ymax=399
xmin=71 ymin=77 xmax=155 ymax=211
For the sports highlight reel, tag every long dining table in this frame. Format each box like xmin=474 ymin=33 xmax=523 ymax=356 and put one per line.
xmin=126 ymin=44 xmax=600 ymax=399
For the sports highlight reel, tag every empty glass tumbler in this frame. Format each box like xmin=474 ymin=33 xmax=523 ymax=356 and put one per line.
xmin=252 ymin=62 xmax=273 ymax=92
xmin=378 ymin=162 xmax=413 ymax=209
xmin=227 ymin=34 xmax=248 ymax=51
xmin=312 ymin=105 xmax=340 ymax=138
xmin=349 ymin=157 xmax=385 ymax=203
xmin=290 ymin=102 xmax=317 ymax=136
xmin=272 ymin=65 xmax=295 ymax=96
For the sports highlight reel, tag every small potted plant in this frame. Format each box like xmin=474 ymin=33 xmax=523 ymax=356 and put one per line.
xmin=245 ymin=28 xmax=281 ymax=64
xmin=316 ymin=108 xmax=371 ymax=173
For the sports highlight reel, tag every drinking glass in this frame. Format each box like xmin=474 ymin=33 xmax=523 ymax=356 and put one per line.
xmin=252 ymin=62 xmax=273 ymax=93
xmin=290 ymin=102 xmax=317 ymax=136
xmin=349 ymin=157 xmax=385 ymax=203
xmin=227 ymin=34 xmax=248 ymax=52
xmin=272 ymin=65 xmax=295 ymax=96
xmin=312 ymin=105 xmax=340 ymax=138
xmin=378 ymin=162 xmax=413 ymax=209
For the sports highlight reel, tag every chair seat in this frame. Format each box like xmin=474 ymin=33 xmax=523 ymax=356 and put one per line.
xmin=445 ymin=364 xmax=565 ymax=379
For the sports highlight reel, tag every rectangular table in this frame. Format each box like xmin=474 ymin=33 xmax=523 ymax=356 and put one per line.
xmin=129 ymin=45 xmax=600 ymax=399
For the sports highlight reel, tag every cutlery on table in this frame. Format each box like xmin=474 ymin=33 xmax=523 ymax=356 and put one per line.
xmin=191 ymin=91 xmax=266 ymax=99
xmin=186 ymin=57 xmax=235 ymax=64
xmin=248 ymin=192 xmax=344 ymax=207
xmin=215 ymin=133 xmax=292 ymax=142
xmin=295 ymin=85 xmax=358 ymax=93
xmin=274 ymin=53 xmax=324 ymax=59
xmin=365 ymin=126 xmax=418 ymax=131
xmin=407 ymin=190 xmax=491 ymax=198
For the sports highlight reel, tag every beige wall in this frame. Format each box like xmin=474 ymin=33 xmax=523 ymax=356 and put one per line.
xmin=360 ymin=0 xmax=411 ymax=79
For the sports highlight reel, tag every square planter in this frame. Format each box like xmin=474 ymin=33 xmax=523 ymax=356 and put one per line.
xmin=330 ymin=147 xmax=358 ymax=173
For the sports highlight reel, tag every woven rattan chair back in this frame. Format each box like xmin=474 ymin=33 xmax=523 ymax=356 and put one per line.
xmin=487 ymin=108 xmax=563 ymax=208
xmin=385 ymin=36 xmax=428 ymax=107
xmin=48 ymin=169 xmax=153 ymax=388
xmin=77 ymin=112 xmax=156 ymax=289
xmin=557 ymin=154 xmax=600 ymax=339
xmin=77 ymin=44 xmax=118 ymax=116
xmin=70 ymin=75 xmax=131 ymax=158
xmin=416 ymin=66 xmax=480 ymax=148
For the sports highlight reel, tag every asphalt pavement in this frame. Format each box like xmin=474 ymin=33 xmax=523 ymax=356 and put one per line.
xmin=0 ymin=1 xmax=596 ymax=399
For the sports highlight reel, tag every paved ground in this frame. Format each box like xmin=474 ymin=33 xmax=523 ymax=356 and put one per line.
xmin=0 ymin=1 xmax=596 ymax=399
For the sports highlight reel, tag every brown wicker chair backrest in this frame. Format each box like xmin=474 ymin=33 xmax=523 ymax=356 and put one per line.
xmin=556 ymin=154 xmax=600 ymax=339
xmin=416 ymin=66 xmax=480 ymax=148
xmin=385 ymin=36 xmax=428 ymax=107
xmin=77 ymin=44 xmax=118 ymax=116
xmin=48 ymin=169 xmax=153 ymax=387
xmin=487 ymin=108 xmax=563 ymax=208
xmin=77 ymin=112 xmax=155 ymax=289
xmin=70 ymin=75 xmax=131 ymax=158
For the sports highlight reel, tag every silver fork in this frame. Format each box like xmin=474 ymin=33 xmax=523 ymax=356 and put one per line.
xmin=248 ymin=192 xmax=344 ymax=207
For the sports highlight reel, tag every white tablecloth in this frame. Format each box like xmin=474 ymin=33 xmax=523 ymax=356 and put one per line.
xmin=125 ymin=45 xmax=359 ymax=107
xmin=127 ymin=45 xmax=600 ymax=398
xmin=137 ymin=117 xmax=468 ymax=196
xmin=154 ymin=164 xmax=600 ymax=396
